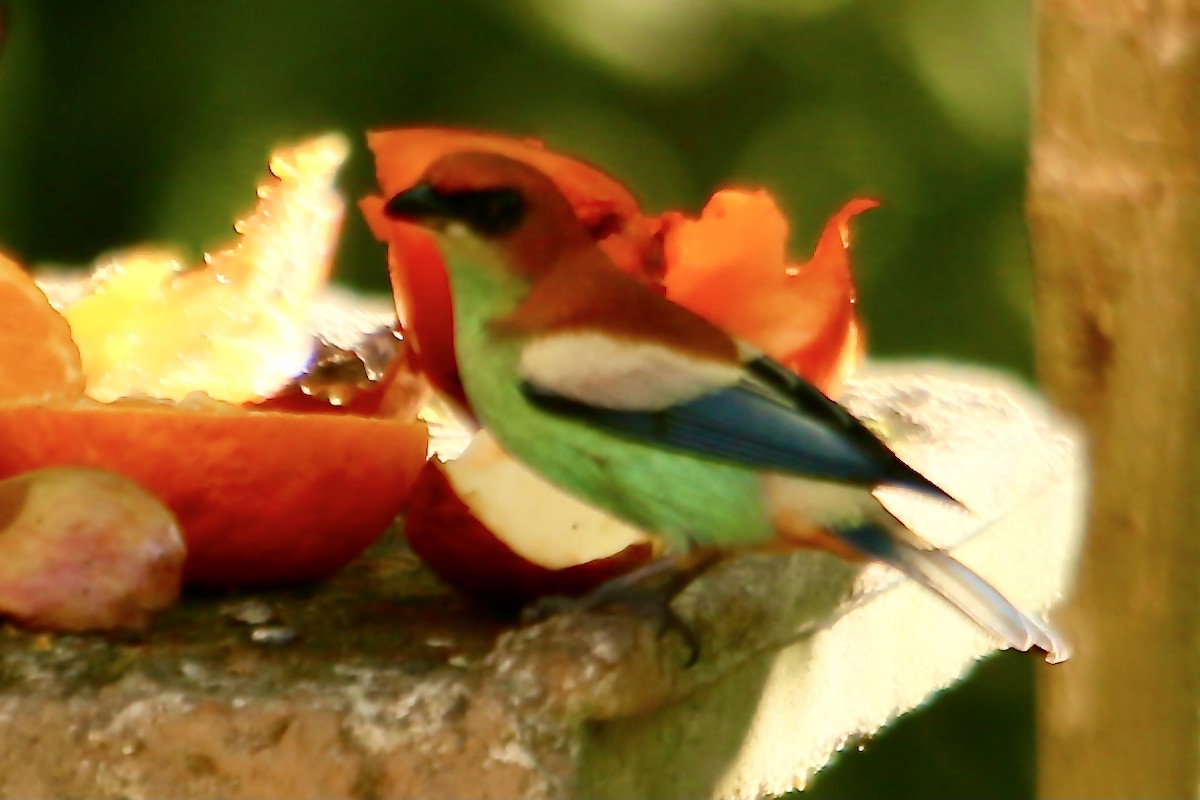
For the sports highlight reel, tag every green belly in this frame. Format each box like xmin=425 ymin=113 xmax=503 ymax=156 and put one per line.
xmin=442 ymin=241 xmax=773 ymax=551
xmin=457 ymin=326 xmax=772 ymax=552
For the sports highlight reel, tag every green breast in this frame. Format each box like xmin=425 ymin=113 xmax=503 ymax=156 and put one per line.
xmin=442 ymin=242 xmax=773 ymax=551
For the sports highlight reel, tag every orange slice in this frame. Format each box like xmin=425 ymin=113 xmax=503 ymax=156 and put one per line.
xmin=0 ymin=399 xmax=428 ymax=586
xmin=0 ymin=253 xmax=85 ymax=403
xmin=0 ymin=135 xmax=431 ymax=588
xmin=63 ymin=135 xmax=347 ymax=404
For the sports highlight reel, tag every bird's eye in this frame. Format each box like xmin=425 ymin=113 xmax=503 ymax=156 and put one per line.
xmin=447 ymin=189 xmax=526 ymax=237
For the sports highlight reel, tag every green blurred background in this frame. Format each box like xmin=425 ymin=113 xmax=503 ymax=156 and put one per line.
xmin=0 ymin=1 xmax=1039 ymax=796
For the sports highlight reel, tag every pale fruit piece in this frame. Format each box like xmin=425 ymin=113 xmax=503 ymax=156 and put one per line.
xmin=0 ymin=467 xmax=185 ymax=631
xmin=63 ymin=134 xmax=348 ymax=404
xmin=450 ymin=431 xmax=651 ymax=569
xmin=404 ymin=429 xmax=658 ymax=608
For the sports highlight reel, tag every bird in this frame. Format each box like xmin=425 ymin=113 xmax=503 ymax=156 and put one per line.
xmin=383 ymin=150 xmax=1066 ymax=664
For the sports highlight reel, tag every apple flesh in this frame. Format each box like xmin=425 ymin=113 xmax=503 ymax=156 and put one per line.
xmin=0 ymin=466 xmax=185 ymax=631
xmin=403 ymin=430 xmax=656 ymax=609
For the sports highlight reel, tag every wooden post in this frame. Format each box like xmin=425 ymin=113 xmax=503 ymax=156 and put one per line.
xmin=1030 ymin=2 xmax=1200 ymax=797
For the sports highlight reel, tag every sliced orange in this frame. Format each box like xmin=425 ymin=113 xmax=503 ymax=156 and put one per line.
xmin=64 ymin=135 xmax=348 ymax=405
xmin=0 ymin=252 xmax=85 ymax=403
xmin=0 ymin=399 xmax=428 ymax=586
xmin=0 ymin=135 xmax=431 ymax=588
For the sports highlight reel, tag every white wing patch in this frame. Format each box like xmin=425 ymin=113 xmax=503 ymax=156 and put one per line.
xmin=519 ymin=330 xmax=741 ymax=411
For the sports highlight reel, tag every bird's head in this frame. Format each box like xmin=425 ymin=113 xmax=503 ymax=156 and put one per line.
xmin=384 ymin=151 xmax=591 ymax=278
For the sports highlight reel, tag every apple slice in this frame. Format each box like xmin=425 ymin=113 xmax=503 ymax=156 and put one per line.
xmin=404 ymin=429 xmax=657 ymax=609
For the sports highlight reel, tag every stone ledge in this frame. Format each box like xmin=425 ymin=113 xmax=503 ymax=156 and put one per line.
xmin=0 ymin=362 xmax=1084 ymax=799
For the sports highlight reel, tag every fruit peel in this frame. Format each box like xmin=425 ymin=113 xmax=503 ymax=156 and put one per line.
xmin=0 ymin=399 xmax=428 ymax=587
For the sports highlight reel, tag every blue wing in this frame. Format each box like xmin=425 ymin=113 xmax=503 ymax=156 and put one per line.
xmin=522 ymin=354 xmax=956 ymax=503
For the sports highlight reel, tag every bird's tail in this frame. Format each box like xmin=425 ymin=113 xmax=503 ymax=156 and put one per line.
xmin=838 ymin=515 xmax=1068 ymax=663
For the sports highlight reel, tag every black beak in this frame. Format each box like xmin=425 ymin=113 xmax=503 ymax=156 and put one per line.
xmin=384 ymin=183 xmax=453 ymax=223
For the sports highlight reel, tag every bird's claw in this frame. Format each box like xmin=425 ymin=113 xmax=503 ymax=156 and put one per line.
xmin=519 ymin=594 xmax=578 ymax=625
xmin=519 ymin=553 xmax=715 ymax=666
xmin=520 ymin=583 xmax=702 ymax=666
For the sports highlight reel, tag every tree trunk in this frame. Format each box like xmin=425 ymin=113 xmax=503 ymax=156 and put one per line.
xmin=1030 ymin=1 xmax=1200 ymax=797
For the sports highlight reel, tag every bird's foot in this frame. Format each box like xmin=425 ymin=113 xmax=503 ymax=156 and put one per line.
xmin=521 ymin=549 xmax=719 ymax=666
